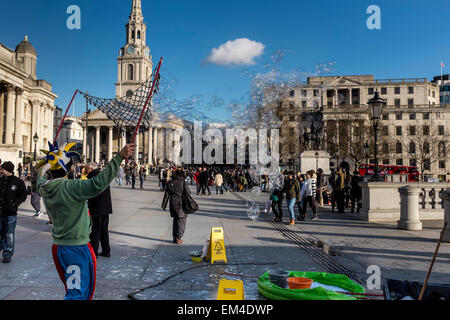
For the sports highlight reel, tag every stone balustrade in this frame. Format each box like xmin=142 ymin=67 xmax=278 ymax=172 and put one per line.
xmin=359 ymin=182 xmax=450 ymax=222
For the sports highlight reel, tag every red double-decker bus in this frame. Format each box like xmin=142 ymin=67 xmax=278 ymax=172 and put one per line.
xmin=358 ymin=164 xmax=419 ymax=181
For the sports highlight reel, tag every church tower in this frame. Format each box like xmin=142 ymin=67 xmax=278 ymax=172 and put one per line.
xmin=116 ymin=0 xmax=153 ymax=98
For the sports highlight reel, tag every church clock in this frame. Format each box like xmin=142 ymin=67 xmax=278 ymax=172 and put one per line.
xmin=127 ymin=46 xmax=135 ymax=55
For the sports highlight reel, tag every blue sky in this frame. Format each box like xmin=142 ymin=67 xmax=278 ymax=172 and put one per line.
xmin=1 ymin=0 xmax=449 ymax=121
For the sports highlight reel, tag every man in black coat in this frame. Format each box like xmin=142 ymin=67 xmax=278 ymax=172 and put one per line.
xmin=86 ymin=163 xmax=112 ymax=257
xmin=0 ymin=162 xmax=27 ymax=263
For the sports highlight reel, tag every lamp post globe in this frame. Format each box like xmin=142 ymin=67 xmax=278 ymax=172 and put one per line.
xmin=368 ymin=92 xmax=386 ymax=181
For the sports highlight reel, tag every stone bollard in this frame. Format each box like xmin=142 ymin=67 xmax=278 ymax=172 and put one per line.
xmin=442 ymin=190 xmax=450 ymax=242
xmin=398 ymin=185 xmax=422 ymax=230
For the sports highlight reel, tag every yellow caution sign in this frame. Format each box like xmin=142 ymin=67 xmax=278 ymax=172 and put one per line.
xmin=206 ymin=227 xmax=227 ymax=264
xmin=217 ymin=279 xmax=244 ymax=300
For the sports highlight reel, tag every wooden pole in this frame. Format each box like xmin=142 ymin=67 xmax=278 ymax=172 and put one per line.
xmin=418 ymin=222 xmax=447 ymax=300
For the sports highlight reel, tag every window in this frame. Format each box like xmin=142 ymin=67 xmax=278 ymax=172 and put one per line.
xmin=438 ymin=141 xmax=446 ymax=157
xmin=408 ymin=98 xmax=414 ymax=107
xmin=289 ymin=101 xmax=295 ymax=108
xmin=382 ymin=114 xmax=389 ymax=120
xmin=327 ymin=101 xmax=332 ymax=107
xmin=289 ymin=115 xmax=295 ymax=121
xmin=423 ymin=113 xmax=430 ymax=119
xmin=409 ymin=142 xmax=416 ymax=154
xmin=439 ymin=161 xmax=446 ymax=169
xmin=382 ymin=142 xmax=389 ymax=153
xmin=395 ymin=87 xmax=401 ymax=94
xmin=289 ymin=90 xmax=295 ymax=97
xmin=381 ymin=87 xmax=387 ymax=94
xmin=424 ymin=159 xmax=431 ymax=171
xmin=423 ymin=126 xmax=430 ymax=135
xmin=408 ymin=86 xmax=414 ymax=94
xmin=137 ymin=30 xmax=141 ymax=39
xmin=396 ymin=113 xmax=402 ymax=120
xmin=382 ymin=126 xmax=389 ymax=136
xmin=395 ymin=99 xmax=401 ymax=107
xmin=383 ymin=159 xmax=390 ymax=165
xmin=410 ymin=159 xmax=417 ymax=167
xmin=409 ymin=126 xmax=416 ymax=135
xmin=396 ymin=126 xmax=402 ymax=135
xmin=396 ymin=141 xmax=402 ymax=153
xmin=128 ymin=64 xmax=134 ymax=81
xmin=438 ymin=125 xmax=445 ymax=135
xmin=409 ymin=113 xmax=416 ymax=120
xmin=368 ymin=88 xmax=374 ymax=95
xmin=432 ymin=91 xmax=435 ymax=98
xmin=131 ymin=30 xmax=135 ymax=39
xmin=301 ymin=90 xmax=307 ymax=97
xmin=396 ymin=159 xmax=403 ymax=166
xmin=302 ymin=101 xmax=307 ymax=108
xmin=313 ymin=89 xmax=319 ymax=97
xmin=424 ymin=141 xmax=430 ymax=154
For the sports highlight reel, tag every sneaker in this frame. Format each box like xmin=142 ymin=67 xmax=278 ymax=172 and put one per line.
xmin=33 ymin=211 xmax=44 ymax=218
xmin=289 ymin=219 xmax=295 ymax=226
xmin=2 ymin=257 xmax=11 ymax=263
xmin=47 ymin=220 xmax=53 ymax=225
xmin=311 ymin=216 xmax=319 ymax=221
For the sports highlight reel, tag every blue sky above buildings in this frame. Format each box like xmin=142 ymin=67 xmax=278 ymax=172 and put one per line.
xmin=0 ymin=0 xmax=449 ymax=121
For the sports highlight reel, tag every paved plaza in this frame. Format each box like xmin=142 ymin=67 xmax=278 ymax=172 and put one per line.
xmin=0 ymin=178 xmax=449 ymax=300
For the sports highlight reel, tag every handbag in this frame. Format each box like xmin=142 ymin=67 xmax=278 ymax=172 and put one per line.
xmin=182 ymin=182 xmax=199 ymax=214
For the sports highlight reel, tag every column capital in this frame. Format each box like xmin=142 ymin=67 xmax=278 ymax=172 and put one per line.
xmin=5 ymin=83 xmax=15 ymax=92
xmin=15 ymin=87 xmax=24 ymax=95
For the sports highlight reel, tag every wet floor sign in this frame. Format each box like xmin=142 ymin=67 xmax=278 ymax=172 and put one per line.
xmin=206 ymin=227 xmax=227 ymax=264
xmin=217 ymin=279 xmax=244 ymax=300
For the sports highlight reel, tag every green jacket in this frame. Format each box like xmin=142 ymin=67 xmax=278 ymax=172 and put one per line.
xmin=37 ymin=154 xmax=123 ymax=246
xmin=284 ymin=178 xmax=301 ymax=200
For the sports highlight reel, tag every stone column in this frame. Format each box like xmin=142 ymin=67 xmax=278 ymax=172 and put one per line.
xmin=5 ymin=84 xmax=15 ymax=144
xmin=108 ymin=126 xmax=113 ymax=161
xmin=442 ymin=190 xmax=450 ymax=242
xmin=148 ymin=127 xmax=153 ymax=164
xmin=95 ymin=126 xmax=100 ymax=163
xmin=14 ymin=87 xmax=24 ymax=146
xmin=153 ymin=127 xmax=158 ymax=163
xmin=397 ymin=185 xmax=422 ymax=230
xmin=83 ymin=124 xmax=88 ymax=160
xmin=134 ymin=132 xmax=140 ymax=163
xmin=0 ymin=88 xmax=4 ymax=143
xmin=173 ymin=129 xmax=181 ymax=165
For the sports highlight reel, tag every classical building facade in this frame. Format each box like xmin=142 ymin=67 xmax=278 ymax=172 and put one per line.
xmin=0 ymin=35 xmax=57 ymax=166
xmin=53 ymin=107 xmax=83 ymax=150
xmin=264 ymin=74 xmax=450 ymax=180
xmin=81 ymin=0 xmax=184 ymax=165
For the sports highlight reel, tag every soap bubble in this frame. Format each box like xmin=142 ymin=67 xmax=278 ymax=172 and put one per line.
xmin=265 ymin=199 xmax=272 ymax=214
xmin=251 ymin=186 xmax=261 ymax=196
xmin=247 ymin=202 xmax=260 ymax=222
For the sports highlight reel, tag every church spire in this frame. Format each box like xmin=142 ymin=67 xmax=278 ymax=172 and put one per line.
xmin=130 ymin=0 xmax=143 ymax=19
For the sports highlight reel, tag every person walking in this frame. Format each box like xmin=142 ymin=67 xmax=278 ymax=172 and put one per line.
xmin=139 ymin=165 xmax=146 ymax=189
xmin=214 ymin=171 xmax=224 ymax=195
xmin=117 ymin=165 xmax=125 ymax=186
xmin=162 ymin=170 xmax=191 ymax=244
xmin=270 ymin=187 xmax=284 ymax=222
xmin=283 ymin=171 xmax=300 ymax=226
xmin=86 ymin=162 xmax=113 ymax=258
xmin=299 ymin=170 xmax=318 ymax=221
xmin=350 ymin=170 xmax=363 ymax=214
xmin=316 ymin=168 xmax=325 ymax=207
xmin=0 ymin=162 xmax=27 ymax=263
xmin=336 ymin=167 xmax=346 ymax=214
xmin=30 ymin=165 xmax=45 ymax=218
xmin=131 ymin=164 xmax=137 ymax=189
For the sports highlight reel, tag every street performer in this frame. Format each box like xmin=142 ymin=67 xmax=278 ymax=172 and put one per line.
xmin=37 ymin=141 xmax=134 ymax=300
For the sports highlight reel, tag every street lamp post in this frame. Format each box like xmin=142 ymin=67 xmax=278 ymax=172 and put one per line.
xmin=33 ymin=132 xmax=39 ymax=161
xmin=368 ymin=92 xmax=386 ymax=181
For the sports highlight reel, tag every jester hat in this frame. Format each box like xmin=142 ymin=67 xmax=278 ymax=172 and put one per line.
xmin=36 ymin=141 xmax=80 ymax=172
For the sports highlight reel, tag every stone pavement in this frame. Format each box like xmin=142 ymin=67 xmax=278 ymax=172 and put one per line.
xmin=1 ymin=179 xmax=449 ymax=300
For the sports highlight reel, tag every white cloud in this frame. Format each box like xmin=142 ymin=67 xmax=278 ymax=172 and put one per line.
xmin=205 ymin=38 xmax=265 ymax=67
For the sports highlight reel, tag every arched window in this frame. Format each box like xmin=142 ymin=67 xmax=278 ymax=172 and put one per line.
xmin=132 ymin=30 xmax=135 ymax=39
xmin=382 ymin=142 xmax=389 ymax=154
xmin=396 ymin=142 xmax=402 ymax=154
xmin=137 ymin=30 xmax=141 ymax=39
xmin=438 ymin=141 xmax=446 ymax=157
xmin=128 ymin=64 xmax=134 ymax=81
xmin=409 ymin=142 xmax=416 ymax=154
